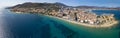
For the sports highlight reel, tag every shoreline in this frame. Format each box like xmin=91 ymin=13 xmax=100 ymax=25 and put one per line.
xmin=12 ymin=11 xmax=119 ymax=28
xmin=47 ymin=15 xmax=118 ymax=28
xmin=13 ymin=12 xmax=119 ymax=28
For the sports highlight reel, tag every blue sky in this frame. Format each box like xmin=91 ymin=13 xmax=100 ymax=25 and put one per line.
xmin=0 ymin=0 xmax=120 ymax=7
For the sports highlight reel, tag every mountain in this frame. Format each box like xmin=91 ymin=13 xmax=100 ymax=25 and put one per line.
xmin=8 ymin=2 xmax=67 ymax=9
xmin=76 ymin=6 xmax=120 ymax=10
xmin=8 ymin=2 xmax=120 ymax=10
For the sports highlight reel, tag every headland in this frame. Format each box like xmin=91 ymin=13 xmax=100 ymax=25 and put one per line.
xmin=8 ymin=2 xmax=118 ymax=27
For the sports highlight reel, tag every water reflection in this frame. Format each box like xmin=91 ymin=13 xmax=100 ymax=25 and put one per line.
xmin=1 ymin=9 xmax=78 ymax=38
xmin=0 ymin=8 xmax=120 ymax=38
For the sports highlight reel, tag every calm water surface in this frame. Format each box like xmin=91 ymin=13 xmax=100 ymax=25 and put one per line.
xmin=0 ymin=9 xmax=120 ymax=38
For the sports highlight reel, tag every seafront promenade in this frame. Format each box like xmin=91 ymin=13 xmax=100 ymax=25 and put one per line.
xmin=46 ymin=15 xmax=118 ymax=27
xmin=9 ymin=2 xmax=118 ymax=27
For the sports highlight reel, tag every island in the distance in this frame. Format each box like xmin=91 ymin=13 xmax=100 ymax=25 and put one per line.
xmin=8 ymin=2 xmax=118 ymax=27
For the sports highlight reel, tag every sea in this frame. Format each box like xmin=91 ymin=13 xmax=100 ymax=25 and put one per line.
xmin=0 ymin=8 xmax=120 ymax=38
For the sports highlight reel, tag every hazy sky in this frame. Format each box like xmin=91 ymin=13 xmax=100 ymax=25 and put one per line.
xmin=0 ymin=0 xmax=120 ymax=8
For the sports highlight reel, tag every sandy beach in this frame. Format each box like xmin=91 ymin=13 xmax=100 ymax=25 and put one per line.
xmin=14 ymin=12 xmax=119 ymax=28
xmin=47 ymin=15 xmax=118 ymax=28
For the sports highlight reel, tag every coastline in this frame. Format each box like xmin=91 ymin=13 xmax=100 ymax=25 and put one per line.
xmin=12 ymin=11 xmax=119 ymax=28
xmin=46 ymin=15 xmax=118 ymax=28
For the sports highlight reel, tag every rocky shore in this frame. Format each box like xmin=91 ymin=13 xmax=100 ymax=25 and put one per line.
xmin=8 ymin=2 xmax=118 ymax=27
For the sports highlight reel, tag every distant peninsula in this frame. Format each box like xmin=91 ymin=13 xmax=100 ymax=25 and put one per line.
xmin=8 ymin=2 xmax=118 ymax=27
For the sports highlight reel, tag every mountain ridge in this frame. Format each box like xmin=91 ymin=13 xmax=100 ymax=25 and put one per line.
xmin=8 ymin=2 xmax=120 ymax=10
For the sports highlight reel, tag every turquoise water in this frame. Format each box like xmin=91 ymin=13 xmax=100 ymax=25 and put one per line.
xmin=0 ymin=9 xmax=120 ymax=38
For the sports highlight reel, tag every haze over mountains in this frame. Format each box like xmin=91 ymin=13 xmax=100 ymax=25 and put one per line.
xmin=8 ymin=2 xmax=120 ymax=10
